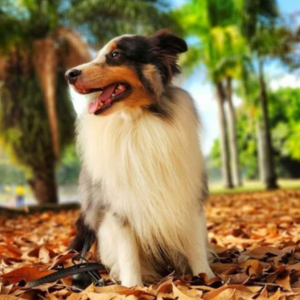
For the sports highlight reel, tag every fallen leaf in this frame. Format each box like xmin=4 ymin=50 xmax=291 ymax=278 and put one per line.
xmin=2 ymin=266 xmax=55 ymax=284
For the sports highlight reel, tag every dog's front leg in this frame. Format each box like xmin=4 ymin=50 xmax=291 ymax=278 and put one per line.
xmin=99 ymin=213 xmax=143 ymax=287
xmin=117 ymin=222 xmax=143 ymax=287
xmin=186 ymin=210 xmax=215 ymax=279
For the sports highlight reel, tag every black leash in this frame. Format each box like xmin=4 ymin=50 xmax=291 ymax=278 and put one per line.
xmin=28 ymin=262 xmax=105 ymax=288
xmin=28 ymin=235 xmax=106 ymax=290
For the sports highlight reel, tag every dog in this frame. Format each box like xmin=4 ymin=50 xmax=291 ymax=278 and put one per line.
xmin=65 ymin=29 xmax=214 ymax=287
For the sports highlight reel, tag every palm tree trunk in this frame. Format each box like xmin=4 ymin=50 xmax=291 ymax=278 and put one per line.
xmin=256 ymin=120 xmax=266 ymax=182
xmin=258 ymin=59 xmax=278 ymax=190
xmin=28 ymin=166 xmax=58 ymax=204
xmin=215 ymin=81 xmax=233 ymax=188
xmin=33 ymin=39 xmax=59 ymax=158
xmin=226 ymin=76 xmax=242 ymax=186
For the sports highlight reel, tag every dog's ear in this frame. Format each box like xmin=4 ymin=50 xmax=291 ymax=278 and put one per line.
xmin=152 ymin=29 xmax=188 ymax=55
xmin=149 ymin=29 xmax=188 ymax=84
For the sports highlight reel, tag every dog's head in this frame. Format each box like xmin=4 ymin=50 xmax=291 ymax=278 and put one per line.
xmin=65 ymin=30 xmax=187 ymax=116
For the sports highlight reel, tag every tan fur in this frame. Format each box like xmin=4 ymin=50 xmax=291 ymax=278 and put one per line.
xmin=143 ymin=64 xmax=164 ymax=100
xmin=72 ymin=63 xmax=154 ymax=116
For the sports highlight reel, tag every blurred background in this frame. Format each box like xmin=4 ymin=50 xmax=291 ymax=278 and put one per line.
xmin=0 ymin=0 xmax=299 ymax=207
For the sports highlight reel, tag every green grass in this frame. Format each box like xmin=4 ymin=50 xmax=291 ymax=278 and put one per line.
xmin=209 ymin=179 xmax=300 ymax=194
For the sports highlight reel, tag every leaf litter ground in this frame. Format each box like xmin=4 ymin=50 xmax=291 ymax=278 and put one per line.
xmin=1 ymin=189 xmax=300 ymax=299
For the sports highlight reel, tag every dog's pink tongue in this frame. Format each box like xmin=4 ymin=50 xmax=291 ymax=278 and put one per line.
xmin=99 ymin=84 xmax=117 ymax=103
xmin=88 ymin=83 xmax=118 ymax=114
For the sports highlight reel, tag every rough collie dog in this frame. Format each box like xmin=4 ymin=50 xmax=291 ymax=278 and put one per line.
xmin=65 ymin=29 xmax=214 ymax=287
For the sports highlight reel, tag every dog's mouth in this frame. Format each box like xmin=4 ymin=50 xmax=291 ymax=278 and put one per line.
xmin=79 ymin=83 xmax=131 ymax=114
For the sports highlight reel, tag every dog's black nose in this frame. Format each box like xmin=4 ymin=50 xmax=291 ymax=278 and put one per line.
xmin=65 ymin=69 xmax=81 ymax=84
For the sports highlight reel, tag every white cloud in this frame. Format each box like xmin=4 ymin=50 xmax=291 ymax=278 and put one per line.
xmin=270 ymin=73 xmax=300 ymax=90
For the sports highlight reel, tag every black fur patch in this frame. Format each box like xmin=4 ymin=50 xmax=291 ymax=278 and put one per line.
xmin=147 ymin=103 xmax=169 ymax=118
xmin=68 ymin=213 xmax=96 ymax=252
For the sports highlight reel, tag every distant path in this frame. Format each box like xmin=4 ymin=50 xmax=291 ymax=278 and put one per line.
xmin=0 ymin=185 xmax=79 ymax=207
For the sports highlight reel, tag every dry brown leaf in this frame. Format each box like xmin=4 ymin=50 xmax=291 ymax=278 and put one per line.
xmin=87 ymin=292 xmax=125 ymax=300
xmin=1 ymin=190 xmax=300 ymax=300
xmin=204 ymin=287 xmax=236 ymax=300
xmin=2 ymin=266 xmax=55 ymax=284
xmin=267 ymin=289 xmax=282 ymax=300
xmin=50 ymin=251 xmax=75 ymax=268
xmin=0 ymin=296 xmax=20 ymax=300
xmin=240 ymin=259 xmax=264 ymax=276
xmin=172 ymin=282 xmax=202 ymax=300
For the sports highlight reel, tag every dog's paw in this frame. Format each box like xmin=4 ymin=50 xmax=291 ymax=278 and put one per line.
xmin=193 ymin=266 xmax=215 ymax=280
xmin=121 ymin=278 xmax=143 ymax=287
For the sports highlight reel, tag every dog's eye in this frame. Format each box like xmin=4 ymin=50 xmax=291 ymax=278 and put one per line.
xmin=111 ymin=51 xmax=120 ymax=58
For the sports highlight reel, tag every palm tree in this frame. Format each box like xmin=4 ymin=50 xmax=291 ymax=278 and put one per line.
xmin=236 ymin=70 xmax=267 ymax=183
xmin=226 ymin=76 xmax=242 ymax=186
xmin=241 ymin=0 xmax=300 ymax=189
xmin=213 ymin=25 xmax=246 ymax=187
xmin=176 ymin=0 xmax=246 ymax=188
xmin=215 ymin=81 xmax=233 ymax=188
xmin=0 ymin=0 xmax=177 ymax=203
xmin=240 ymin=0 xmax=280 ymax=189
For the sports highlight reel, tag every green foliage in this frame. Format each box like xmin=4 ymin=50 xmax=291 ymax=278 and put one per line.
xmin=0 ymin=162 xmax=26 ymax=184
xmin=242 ymin=0 xmax=279 ymax=40
xmin=56 ymin=144 xmax=80 ymax=184
xmin=0 ymin=51 xmax=75 ymax=170
xmin=210 ymin=87 xmax=300 ymax=179
xmin=236 ymin=112 xmax=258 ymax=179
xmin=241 ymin=0 xmax=298 ymax=67
xmin=179 ymin=0 xmax=299 ymax=185
xmin=210 ymin=112 xmax=259 ymax=179
xmin=1 ymin=0 xmax=180 ymax=48
xmin=0 ymin=0 xmax=62 ymax=51
xmin=176 ymin=0 xmax=246 ymax=83
xmin=0 ymin=53 xmax=54 ymax=171
xmin=67 ymin=0 xmax=180 ymax=47
xmin=210 ymin=139 xmax=221 ymax=168
xmin=268 ymin=88 xmax=300 ymax=161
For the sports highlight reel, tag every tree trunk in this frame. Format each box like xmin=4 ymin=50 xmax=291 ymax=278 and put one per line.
xmin=33 ymin=39 xmax=59 ymax=158
xmin=28 ymin=168 xmax=58 ymax=204
xmin=226 ymin=77 xmax=242 ymax=186
xmin=256 ymin=120 xmax=267 ymax=182
xmin=215 ymin=81 xmax=234 ymax=188
xmin=258 ymin=60 xmax=278 ymax=190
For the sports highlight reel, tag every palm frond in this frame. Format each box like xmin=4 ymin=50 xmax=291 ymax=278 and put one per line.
xmin=67 ymin=0 xmax=179 ymax=46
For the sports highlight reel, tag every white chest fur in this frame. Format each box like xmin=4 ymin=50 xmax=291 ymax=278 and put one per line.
xmin=76 ymin=87 xmax=206 ymax=255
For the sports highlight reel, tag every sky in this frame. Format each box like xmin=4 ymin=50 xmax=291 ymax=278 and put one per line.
xmin=170 ymin=0 xmax=300 ymax=154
